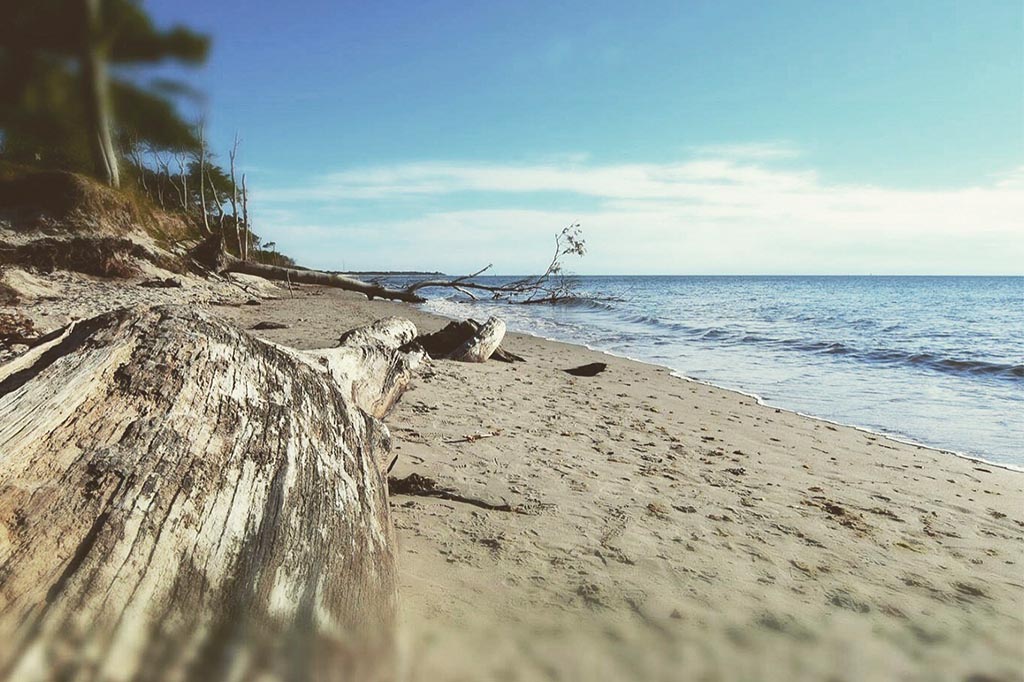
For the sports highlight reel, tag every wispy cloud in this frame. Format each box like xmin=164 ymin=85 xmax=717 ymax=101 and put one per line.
xmin=252 ymin=152 xmax=1024 ymax=274
xmin=689 ymin=141 xmax=802 ymax=161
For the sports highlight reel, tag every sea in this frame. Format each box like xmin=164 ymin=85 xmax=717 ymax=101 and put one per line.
xmin=413 ymin=276 xmax=1023 ymax=469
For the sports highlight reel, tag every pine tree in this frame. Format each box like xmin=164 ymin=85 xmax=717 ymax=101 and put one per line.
xmin=0 ymin=0 xmax=209 ymax=187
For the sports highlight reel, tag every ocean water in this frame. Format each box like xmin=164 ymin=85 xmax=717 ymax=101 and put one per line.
xmin=416 ymin=276 xmax=1024 ymax=468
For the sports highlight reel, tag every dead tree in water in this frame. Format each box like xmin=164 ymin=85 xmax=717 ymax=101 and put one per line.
xmin=0 ymin=305 xmax=420 ymax=681
xmin=403 ymin=223 xmax=588 ymax=304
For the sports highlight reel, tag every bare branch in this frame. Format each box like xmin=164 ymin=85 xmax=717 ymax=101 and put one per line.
xmin=398 ymin=223 xmax=588 ymax=304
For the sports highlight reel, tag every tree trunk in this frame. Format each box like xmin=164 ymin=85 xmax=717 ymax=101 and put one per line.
xmin=449 ymin=316 xmax=506 ymax=362
xmin=0 ymin=305 xmax=418 ymax=681
xmin=197 ymin=127 xmax=210 ymax=235
xmin=191 ymin=234 xmax=427 ymax=303
xmin=403 ymin=320 xmax=523 ymax=363
xmin=241 ymin=173 xmax=250 ymax=260
xmin=230 ymin=258 xmax=427 ymax=303
xmin=229 ymin=134 xmax=241 ymax=256
xmin=80 ymin=0 xmax=120 ymax=189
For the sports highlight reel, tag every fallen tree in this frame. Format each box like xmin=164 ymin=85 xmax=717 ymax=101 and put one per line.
xmin=403 ymin=223 xmax=588 ymax=304
xmin=0 ymin=305 xmax=421 ymax=681
xmin=190 ymin=223 xmax=592 ymax=305
xmin=191 ymin=233 xmax=427 ymax=302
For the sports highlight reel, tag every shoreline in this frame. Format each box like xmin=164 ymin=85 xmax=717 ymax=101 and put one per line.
xmin=5 ymin=275 xmax=1023 ymax=680
xmin=670 ymin=372 xmax=1024 ymax=475
xmin=416 ymin=302 xmax=1024 ymax=474
xmin=217 ymin=286 xmax=1024 ymax=681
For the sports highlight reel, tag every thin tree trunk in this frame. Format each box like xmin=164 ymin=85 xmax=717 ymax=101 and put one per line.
xmin=177 ymin=152 xmax=188 ymax=213
xmin=229 ymin=134 xmax=241 ymax=255
xmin=197 ymin=135 xmax=209 ymax=234
xmin=241 ymin=173 xmax=249 ymax=261
xmin=206 ymin=167 xmax=224 ymax=229
xmin=80 ymin=0 xmax=120 ymax=188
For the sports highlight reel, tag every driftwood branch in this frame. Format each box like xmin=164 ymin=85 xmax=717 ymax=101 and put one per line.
xmin=0 ymin=305 xmax=419 ymax=680
xmin=401 ymin=223 xmax=589 ymax=304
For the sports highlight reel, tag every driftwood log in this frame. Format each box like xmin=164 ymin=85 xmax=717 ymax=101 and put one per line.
xmin=0 ymin=305 xmax=420 ymax=681
xmin=191 ymin=235 xmax=426 ymax=303
xmin=403 ymin=318 xmax=523 ymax=364
xmin=449 ymin=317 xmax=505 ymax=363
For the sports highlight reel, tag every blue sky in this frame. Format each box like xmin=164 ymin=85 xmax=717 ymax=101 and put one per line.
xmin=146 ymin=0 xmax=1023 ymax=274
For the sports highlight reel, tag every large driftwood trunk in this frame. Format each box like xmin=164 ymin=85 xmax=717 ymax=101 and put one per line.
xmin=0 ymin=305 xmax=419 ymax=681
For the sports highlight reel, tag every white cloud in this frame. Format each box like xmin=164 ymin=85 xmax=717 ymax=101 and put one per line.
xmin=253 ymin=155 xmax=1024 ymax=275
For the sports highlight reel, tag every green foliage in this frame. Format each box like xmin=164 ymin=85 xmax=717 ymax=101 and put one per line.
xmin=0 ymin=0 xmax=210 ymax=169
xmin=1 ymin=4 xmax=290 ymax=267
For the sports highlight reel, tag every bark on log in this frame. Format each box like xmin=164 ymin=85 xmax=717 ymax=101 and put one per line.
xmin=0 ymin=305 xmax=418 ymax=681
xmin=402 ymin=318 xmax=521 ymax=363
xmin=314 ymin=317 xmax=422 ymax=423
xmin=449 ymin=316 xmax=506 ymax=363
xmin=402 ymin=320 xmax=480 ymax=358
xmin=191 ymin=235 xmax=426 ymax=303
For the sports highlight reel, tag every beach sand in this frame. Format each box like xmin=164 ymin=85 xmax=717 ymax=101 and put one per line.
xmin=220 ymin=286 xmax=1024 ymax=682
xmin=4 ymin=270 xmax=1022 ymax=682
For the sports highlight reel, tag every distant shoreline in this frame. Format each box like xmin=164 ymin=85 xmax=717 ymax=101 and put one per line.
xmin=331 ymin=271 xmax=448 ymax=277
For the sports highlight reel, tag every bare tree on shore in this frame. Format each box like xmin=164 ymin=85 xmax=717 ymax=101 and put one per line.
xmin=192 ymin=223 xmax=592 ymax=305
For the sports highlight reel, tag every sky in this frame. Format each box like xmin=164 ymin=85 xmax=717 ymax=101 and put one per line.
xmin=144 ymin=0 xmax=1024 ymax=274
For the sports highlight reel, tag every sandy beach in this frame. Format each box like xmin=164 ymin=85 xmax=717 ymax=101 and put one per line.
xmin=3 ymin=2 xmax=1022 ymax=679
xmin=209 ymin=285 xmax=1024 ymax=682
xmin=2 ymin=268 xmax=1022 ymax=681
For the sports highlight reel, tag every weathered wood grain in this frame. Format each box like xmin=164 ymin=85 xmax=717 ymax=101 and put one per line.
xmin=0 ymin=305 xmax=417 ymax=681
xmin=449 ymin=317 xmax=506 ymax=363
